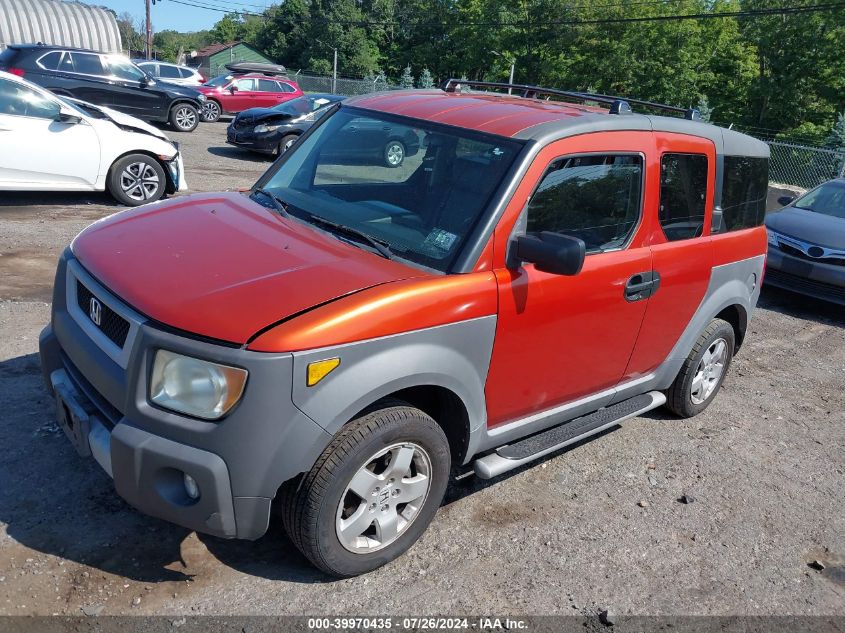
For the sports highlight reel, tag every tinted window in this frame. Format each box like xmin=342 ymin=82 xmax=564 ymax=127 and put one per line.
xmin=235 ymin=78 xmax=255 ymax=91
xmin=107 ymin=56 xmax=145 ymax=81
xmin=526 ymin=155 xmax=643 ymax=253
xmin=717 ymin=156 xmax=768 ymax=232
xmin=37 ymin=51 xmax=62 ymax=70
xmin=259 ymin=109 xmax=522 ymax=272
xmin=69 ymin=52 xmax=105 ymax=76
xmin=258 ymin=79 xmax=279 ymax=92
xmin=0 ymin=78 xmax=60 ymax=119
xmin=278 ymin=82 xmax=297 ymax=93
xmin=138 ymin=63 xmax=158 ymax=76
xmin=659 ymin=153 xmax=708 ymax=241
xmin=179 ymin=67 xmax=194 ymax=78
xmin=159 ymin=64 xmax=181 ymax=78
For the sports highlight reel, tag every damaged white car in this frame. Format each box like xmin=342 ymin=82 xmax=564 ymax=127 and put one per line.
xmin=0 ymin=70 xmax=186 ymax=206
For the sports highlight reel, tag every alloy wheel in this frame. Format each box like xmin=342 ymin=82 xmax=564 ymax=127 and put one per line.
xmin=335 ymin=442 xmax=431 ymax=553
xmin=690 ymin=337 xmax=728 ymax=404
xmin=119 ymin=162 xmax=160 ymax=202
xmin=174 ymin=106 xmax=197 ymax=130
xmin=202 ymin=101 xmax=220 ymax=122
xmin=385 ymin=141 xmax=405 ymax=167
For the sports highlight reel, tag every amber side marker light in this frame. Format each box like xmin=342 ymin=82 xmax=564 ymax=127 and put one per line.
xmin=307 ymin=358 xmax=340 ymax=386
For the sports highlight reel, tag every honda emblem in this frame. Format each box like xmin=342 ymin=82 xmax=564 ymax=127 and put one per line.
xmin=89 ymin=297 xmax=102 ymax=326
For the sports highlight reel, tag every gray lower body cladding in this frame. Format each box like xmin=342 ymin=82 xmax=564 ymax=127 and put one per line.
xmin=39 ymin=250 xmax=332 ymax=540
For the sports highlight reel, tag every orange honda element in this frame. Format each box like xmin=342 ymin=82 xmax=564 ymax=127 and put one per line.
xmin=40 ymin=80 xmax=769 ymax=576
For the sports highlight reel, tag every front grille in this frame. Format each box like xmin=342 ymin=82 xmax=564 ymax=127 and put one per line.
xmin=765 ymin=268 xmax=845 ymax=302
xmin=76 ymin=281 xmax=131 ymax=348
xmin=778 ymin=242 xmax=845 ymax=267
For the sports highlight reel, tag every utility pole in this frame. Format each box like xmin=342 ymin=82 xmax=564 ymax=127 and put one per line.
xmin=145 ymin=0 xmax=153 ymax=59
xmin=332 ymin=47 xmax=337 ymax=93
xmin=490 ymin=50 xmax=515 ymax=94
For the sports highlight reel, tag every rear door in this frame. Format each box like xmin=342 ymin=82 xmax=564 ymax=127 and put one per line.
xmin=623 ymin=134 xmax=716 ymax=380
xmin=103 ymin=55 xmax=164 ymax=120
xmin=56 ymin=51 xmax=115 ymax=107
xmin=485 ymin=132 xmax=656 ymax=427
xmin=255 ymin=79 xmax=284 ymax=107
xmin=0 ymin=77 xmax=99 ymax=188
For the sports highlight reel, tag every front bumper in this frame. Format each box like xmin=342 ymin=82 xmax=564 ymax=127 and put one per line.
xmin=39 ymin=250 xmax=332 ymax=539
xmin=226 ymin=125 xmax=284 ymax=154
xmin=765 ymin=246 xmax=845 ymax=305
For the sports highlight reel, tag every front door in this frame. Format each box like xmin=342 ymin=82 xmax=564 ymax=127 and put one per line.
xmin=485 ymin=133 xmax=657 ymax=427
xmin=0 ymin=78 xmax=99 ymax=188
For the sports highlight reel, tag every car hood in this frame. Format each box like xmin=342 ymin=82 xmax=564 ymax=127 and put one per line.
xmin=765 ymin=206 xmax=845 ymax=249
xmin=71 ymin=192 xmax=427 ymax=344
xmin=234 ymin=107 xmax=294 ymax=125
xmin=93 ymin=104 xmax=170 ymax=141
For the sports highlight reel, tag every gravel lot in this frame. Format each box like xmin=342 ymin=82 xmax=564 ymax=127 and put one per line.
xmin=0 ymin=121 xmax=843 ymax=617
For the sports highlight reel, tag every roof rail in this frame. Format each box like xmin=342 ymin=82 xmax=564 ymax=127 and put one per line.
xmin=441 ymin=79 xmax=700 ymax=121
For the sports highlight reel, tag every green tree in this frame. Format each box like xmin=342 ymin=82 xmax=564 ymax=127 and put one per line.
xmin=826 ymin=113 xmax=845 ymax=151
xmin=399 ymin=65 xmax=415 ymax=89
xmin=697 ymin=96 xmax=713 ymax=123
xmin=417 ymin=67 xmax=433 ymax=88
xmin=211 ymin=13 xmax=240 ymax=43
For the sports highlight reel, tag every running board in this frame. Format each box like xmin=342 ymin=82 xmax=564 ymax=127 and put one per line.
xmin=473 ymin=391 xmax=666 ymax=479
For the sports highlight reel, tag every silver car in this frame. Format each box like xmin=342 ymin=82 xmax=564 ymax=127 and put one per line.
xmin=765 ymin=178 xmax=845 ymax=305
xmin=136 ymin=61 xmax=204 ymax=86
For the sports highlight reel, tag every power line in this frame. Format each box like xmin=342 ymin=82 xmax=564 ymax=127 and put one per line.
xmin=164 ymin=0 xmax=845 ymax=26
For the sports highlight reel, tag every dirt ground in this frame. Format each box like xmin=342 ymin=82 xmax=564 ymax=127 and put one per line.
xmin=0 ymin=121 xmax=843 ymax=618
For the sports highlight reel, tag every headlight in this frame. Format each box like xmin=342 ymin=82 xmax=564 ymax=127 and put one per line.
xmin=254 ymin=123 xmax=280 ymax=133
xmin=767 ymin=229 xmax=779 ymax=246
xmin=196 ymin=93 xmax=207 ymax=102
xmin=149 ymin=350 xmax=247 ymax=420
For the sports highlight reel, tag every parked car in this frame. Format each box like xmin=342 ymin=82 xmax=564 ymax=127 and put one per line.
xmin=0 ymin=44 xmax=206 ymax=132
xmin=135 ymin=60 xmax=205 ymax=86
xmin=0 ymin=70 xmax=186 ymax=205
xmin=39 ymin=79 xmax=769 ymax=578
xmin=226 ymin=93 xmax=345 ymax=155
xmin=197 ymin=73 xmax=303 ymax=122
xmin=764 ymin=178 xmax=845 ymax=305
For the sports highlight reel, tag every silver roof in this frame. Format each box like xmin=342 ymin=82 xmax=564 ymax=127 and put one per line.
xmin=0 ymin=0 xmax=121 ymax=54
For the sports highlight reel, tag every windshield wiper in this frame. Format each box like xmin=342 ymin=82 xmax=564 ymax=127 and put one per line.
xmin=251 ymin=188 xmax=290 ymax=218
xmin=306 ymin=215 xmax=393 ymax=259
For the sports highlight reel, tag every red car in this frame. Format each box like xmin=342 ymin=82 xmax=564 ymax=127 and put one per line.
xmin=197 ymin=73 xmax=303 ymax=122
xmin=40 ymin=79 xmax=769 ymax=577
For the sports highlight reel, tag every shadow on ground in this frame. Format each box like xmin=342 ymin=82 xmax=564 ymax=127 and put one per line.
xmin=758 ymin=285 xmax=844 ymax=328
xmin=206 ymin=146 xmax=271 ymax=162
xmin=0 ymin=191 xmax=118 ymax=209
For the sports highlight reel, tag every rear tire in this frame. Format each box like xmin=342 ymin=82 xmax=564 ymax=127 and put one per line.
xmin=383 ymin=140 xmax=405 ymax=167
xmin=280 ymin=401 xmax=450 ymax=577
xmin=107 ymin=154 xmax=166 ymax=206
xmin=665 ymin=318 xmax=735 ymax=418
xmin=169 ymin=103 xmax=199 ymax=132
xmin=200 ymin=100 xmax=221 ymax=122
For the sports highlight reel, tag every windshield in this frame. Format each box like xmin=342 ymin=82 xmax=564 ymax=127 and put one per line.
xmin=793 ymin=180 xmax=845 ymax=219
xmin=272 ymin=95 xmax=343 ymax=116
xmin=204 ymin=75 xmax=232 ymax=87
xmin=255 ymin=107 xmax=523 ymax=272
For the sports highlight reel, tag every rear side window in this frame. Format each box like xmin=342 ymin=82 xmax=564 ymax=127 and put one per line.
xmin=258 ymin=79 xmax=279 ymax=92
xmin=278 ymin=82 xmax=297 ymax=93
xmin=659 ymin=153 xmax=708 ymax=241
xmin=37 ymin=51 xmax=62 ymax=70
xmin=69 ymin=52 xmax=105 ymax=76
xmin=526 ymin=155 xmax=644 ymax=253
xmin=179 ymin=67 xmax=194 ymax=78
xmin=716 ymin=156 xmax=768 ymax=232
xmin=159 ymin=65 xmax=181 ymax=79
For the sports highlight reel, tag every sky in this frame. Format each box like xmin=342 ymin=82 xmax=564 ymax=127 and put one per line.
xmin=77 ymin=0 xmax=270 ymax=33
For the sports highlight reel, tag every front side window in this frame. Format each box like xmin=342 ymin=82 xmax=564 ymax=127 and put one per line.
xmin=256 ymin=108 xmax=523 ymax=272
xmin=0 ymin=78 xmax=59 ymax=119
xmin=526 ymin=155 xmax=643 ymax=253
xmin=659 ymin=153 xmax=708 ymax=241
xmin=235 ymin=78 xmax=255 ymax=91
xmin=717 ymin=155 xmax=768 ymax=232
xmin=106 ymin=56 xmax=145 ymax=81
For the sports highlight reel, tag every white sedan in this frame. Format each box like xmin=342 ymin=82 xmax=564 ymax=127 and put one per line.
xmin=0 ymin=70 xmax=187 ymax=206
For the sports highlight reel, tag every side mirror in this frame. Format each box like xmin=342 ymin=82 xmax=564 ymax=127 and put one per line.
xmin=228 ymin=85 xmax=238 ymax=93
xmin=777 ymin=195 xmax=795 ymax=207
xmin=511 ymin=231 xmax=586 ymax=276
xmin=55 ymin=110 xmax=82 ymax=125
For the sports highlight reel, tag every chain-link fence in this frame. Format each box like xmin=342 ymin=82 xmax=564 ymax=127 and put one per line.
xmin=766 ymin=140 xmax=845 ymax=189
xmin=290 ymin=72 xmax=392 ymax=96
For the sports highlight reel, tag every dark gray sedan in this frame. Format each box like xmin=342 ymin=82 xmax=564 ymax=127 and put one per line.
xmin=764 ymin=178 xmax=845 ymax=305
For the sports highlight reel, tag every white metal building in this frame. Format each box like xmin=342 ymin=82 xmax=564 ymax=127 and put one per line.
xmin=0 ymin=0 xmax=121 ymax=53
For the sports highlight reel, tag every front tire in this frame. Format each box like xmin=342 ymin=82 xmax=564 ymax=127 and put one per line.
xmin=169 ymin=103 xmax=199 ymax=132
xmin=200 ymin=100 xmax=221 ymax=122
xmin=278 ymin=134 xmax=298 ymax=155
xmin=280 ymin=401 xmax=450 ymax=577
xmin=384 ymin=140 xmax=405 ymax=167
xmin=665 ymin=318 xmax=735 ymax=418
xmin=107 ymin=154 xmax=166 ymax=206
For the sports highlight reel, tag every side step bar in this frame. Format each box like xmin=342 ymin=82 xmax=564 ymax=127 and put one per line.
xmin=473 ymin=391 xmax=666 ymax=479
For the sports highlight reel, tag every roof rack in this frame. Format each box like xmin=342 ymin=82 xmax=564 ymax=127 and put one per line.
xmin=440 ymin=79 xmax=701 ymax=121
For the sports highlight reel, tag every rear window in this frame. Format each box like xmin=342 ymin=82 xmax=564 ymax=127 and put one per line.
xmin=0 ymin=48 xmax=17 ymax=66
xmin=659 ymin=153 xmax=708 ymax=241
xmin=716 ymin=156 xmax=768 ymax=232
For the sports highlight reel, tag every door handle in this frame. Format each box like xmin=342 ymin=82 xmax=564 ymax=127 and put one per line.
xmin=625 ymin=271 xmax=660 ymax=301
